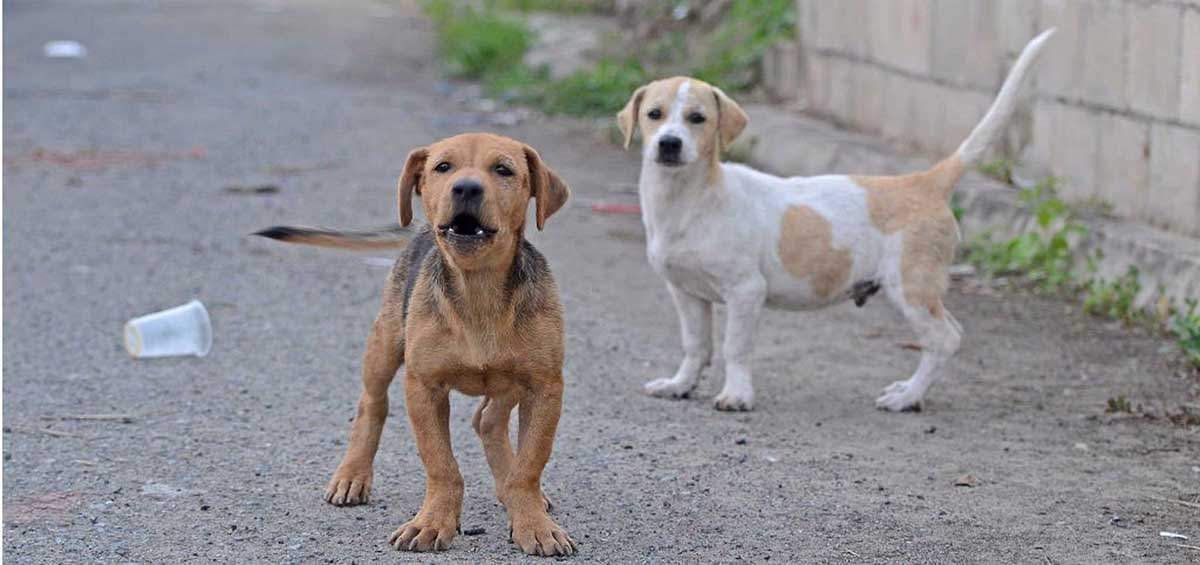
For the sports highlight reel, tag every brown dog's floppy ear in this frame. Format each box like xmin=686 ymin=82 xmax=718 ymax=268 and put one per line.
xmin=524 ymin=146 xmax=570 ymax=231
xmin=712 ymin=86 xmax=748 ymax=149
xmin=397 ymin=147 xmax=428 ymax=227
xmin=616 ymin=85 xmax=648 ymax=150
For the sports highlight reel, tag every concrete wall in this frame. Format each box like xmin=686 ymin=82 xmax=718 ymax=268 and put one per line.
xmin=764 ymin=0 xmax=1200 ymax=238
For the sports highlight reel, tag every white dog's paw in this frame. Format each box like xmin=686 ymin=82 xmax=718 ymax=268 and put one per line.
xmin=644 ymin=377 xmax=695 ymax=399
xmin=713 ymin=389 xmax=754 ymax=412
xmin=875 ymin=381 xmax=922 ymax=412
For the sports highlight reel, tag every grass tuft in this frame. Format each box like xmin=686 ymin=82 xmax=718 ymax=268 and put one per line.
xmin=1170 ymin=299 xmax=1200 ymax=368
xmin=1083 ymin=267 xmax=1143 ymax=325
xmin=966 ymin=178 xmax=1084 ymax=293
xmin=424 ymin=1 xmax=532 ymax=79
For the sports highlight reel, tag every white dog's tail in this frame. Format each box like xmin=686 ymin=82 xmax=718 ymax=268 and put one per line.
xmin=955 ymin=28 xmax=1056 ymax=165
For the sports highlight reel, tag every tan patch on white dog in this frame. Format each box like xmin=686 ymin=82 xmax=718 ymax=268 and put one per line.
xmin=851 ymin=156 xmax=965 ymax=319
xmin=900 ymin=220 xmax=957 ymax=318
xmin=778 ymin=205 xmax=852 ymax=299
xmin=851 ymin=156 xmax=966 ymax=233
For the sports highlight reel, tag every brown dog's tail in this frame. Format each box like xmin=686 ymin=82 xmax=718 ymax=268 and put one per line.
xmin=253 ymin=225 xmax=412 ymax=250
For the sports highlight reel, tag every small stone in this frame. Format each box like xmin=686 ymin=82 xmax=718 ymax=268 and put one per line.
xmin=1074 ymin=442 xmax=1089 ymax=451
xmin=953 ymin=474 xmax=980 ymax=487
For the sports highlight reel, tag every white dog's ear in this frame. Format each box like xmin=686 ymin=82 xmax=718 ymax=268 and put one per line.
xmin=524 ymin=145 xmax=570 ymax=230
xmin=397 ymin=147 xmax=428 ymax=227
xmin=617 ymin=85 xmax=648 ymax=150
xmin=712 ymin=86 xmax=748 ymax=149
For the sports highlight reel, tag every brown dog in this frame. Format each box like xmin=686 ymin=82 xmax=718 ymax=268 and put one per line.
xmin=256 ymin=133 xmax=574 ymax=555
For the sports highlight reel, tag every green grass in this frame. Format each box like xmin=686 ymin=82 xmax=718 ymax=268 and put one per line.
xmin=1170 ymin=298 xmax=1200 ymax=368
xmin=977 ymin=158 xmax=1014 ymax=184
xmin=1083 ymin=267 xmax=1143 ymax=325
xmin=966 ymin=178 xmax=1084 ymax=293
xmin=690 ymin=0 xmax=795 ymax=91
xmin=1106 ymin=395 xmax=1135 ymax=414
xmin=423 ymin=0 xmax=794 ymax=117
xmin=965 ymin=176 xmax=1200 ymax=371
xmin=424 ymin=1 xmax=532 ymax=79
xmin=492 ymin=0 xmax=610 ymax=13
xmin=491 ymin=58 xmax=649 ymax=116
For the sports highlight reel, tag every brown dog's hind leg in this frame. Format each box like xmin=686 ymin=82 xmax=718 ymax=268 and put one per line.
xmin=325 ymin=313 xmax=403 ymax=506
xmin=505 ymin=384 xmax=576 ymax=556
xmin=389 ymin=374 xmax=462 ymax=552
xmin=473 ymin=396 xmax=553 ymax=512
xmin=473 ymin=397 xmax=516 ymax=500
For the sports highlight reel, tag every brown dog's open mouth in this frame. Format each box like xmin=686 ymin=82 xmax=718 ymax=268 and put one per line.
xmin=438 ymin=212 xmax=497 ymax=241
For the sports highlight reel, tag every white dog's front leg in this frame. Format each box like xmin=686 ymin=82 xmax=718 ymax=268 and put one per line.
xmin=714 ymin=279 xmax=766 ymax=411
xmin=645 ymin=283 xmax=712 ymax=399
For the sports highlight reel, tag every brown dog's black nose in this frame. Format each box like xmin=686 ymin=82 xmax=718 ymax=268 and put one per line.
xmin=452 ymin=179 xmax=483 ymax=202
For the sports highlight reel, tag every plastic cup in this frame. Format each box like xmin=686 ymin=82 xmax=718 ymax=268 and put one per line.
xmin=124 ymin=300 xmax=212 ymax=358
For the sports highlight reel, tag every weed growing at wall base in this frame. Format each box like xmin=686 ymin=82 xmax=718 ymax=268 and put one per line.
xmin=1170 ymin=299 xmax=1200 ymax=369
xmin=966 ymin=175 xmax=1200 ymax=371
xmin=1083 ymin=266 xmax=1143 ymax=326
xmin=966 ymin=178 xmax=1083 ymax=293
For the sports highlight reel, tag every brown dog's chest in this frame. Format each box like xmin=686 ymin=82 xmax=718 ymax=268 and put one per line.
xmin=404 ymin=319 xmax=563 ymax=396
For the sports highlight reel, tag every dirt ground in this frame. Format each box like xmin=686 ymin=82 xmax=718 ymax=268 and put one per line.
xmin=3 ymin=1 xmax=1198 ymax=563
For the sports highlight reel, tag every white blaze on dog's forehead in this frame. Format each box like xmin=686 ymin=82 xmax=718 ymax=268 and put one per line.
xmin=669 ymin=81 xmax=691 ymax=120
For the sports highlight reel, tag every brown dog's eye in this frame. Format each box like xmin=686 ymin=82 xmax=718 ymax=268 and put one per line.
xmin=687 ymin=113 xmax=706 ymax=124
xmin=647 ymin=108 xmax=662 ymax=120
xmin=433 ymin=162 xmax=451 ymax=173
xmin=494 ymin=164 xmax=514 ymax=177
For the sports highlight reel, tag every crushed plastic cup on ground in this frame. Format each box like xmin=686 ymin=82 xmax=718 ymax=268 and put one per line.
xmin=43 ymin=40 xmax=87 ymax=59
xmin=124 ymin=300 xmax=212 ymax=358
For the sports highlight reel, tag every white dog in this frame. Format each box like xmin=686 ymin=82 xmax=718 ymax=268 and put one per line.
xmin=618 ymin=30 xmax=1055 ymax=411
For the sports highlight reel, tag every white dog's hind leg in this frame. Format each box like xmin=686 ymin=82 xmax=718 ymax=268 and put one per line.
xmin=714 ymin=279 xmax=766 ymax=411
xmin=645 ymin=284 xmax=712 ymax=398
xmin=876 ymin=295 xmax=962 ymax=412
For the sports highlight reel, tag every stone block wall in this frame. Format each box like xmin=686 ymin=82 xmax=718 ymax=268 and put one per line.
xmin=765 ymin=0 xmax=1200 ymax=238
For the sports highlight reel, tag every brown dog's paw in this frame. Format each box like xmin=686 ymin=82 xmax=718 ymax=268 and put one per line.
xmin=510 ymin=515 xmax=576 ymax=557
xmin=389 ymin=514 xmax=458 ymax=552
xmin=323 ymin=463 xmax=372 ymax=506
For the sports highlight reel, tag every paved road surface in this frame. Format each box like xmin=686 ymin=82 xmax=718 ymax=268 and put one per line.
xmin=4 ymin=1 xmax=1197 ymax=562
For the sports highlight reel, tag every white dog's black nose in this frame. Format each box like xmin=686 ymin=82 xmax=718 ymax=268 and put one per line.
xmin=658 ymin=135 xmax=682 ymax=155
xmin=451 ymin=179 xmax=483 ymax=202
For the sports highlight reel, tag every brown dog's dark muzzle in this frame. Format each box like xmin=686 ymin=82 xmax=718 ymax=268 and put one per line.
xmin=438 ymin=179 xmax=496 ymax=243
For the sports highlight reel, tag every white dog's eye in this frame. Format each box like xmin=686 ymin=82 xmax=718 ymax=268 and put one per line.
xmin=687 ymin=112 xmax=706 ymax=124
xmin=647 ymin=108 xmax=663 ymax=120
xmin=434 ymin=162 xmax=452 ymax=173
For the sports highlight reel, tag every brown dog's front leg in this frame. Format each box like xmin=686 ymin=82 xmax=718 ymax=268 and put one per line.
xmin=326 ymin=314 xmax=402 ymax=506
xmin=389 ymin=374 xmax=462 ymax=552
xmin=505 ymin=382 xmax=576 ymax=556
